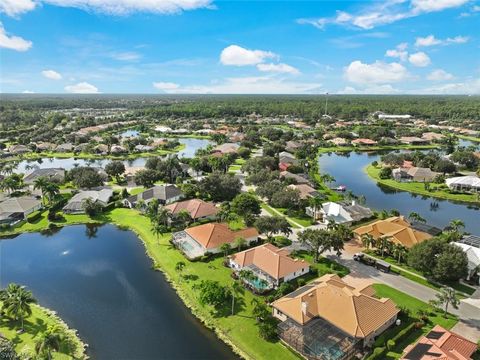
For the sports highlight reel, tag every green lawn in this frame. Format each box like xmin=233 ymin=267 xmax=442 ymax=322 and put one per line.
xmin=366 ymin=164 xmax=480 ymax=204
xmin=295 ymin=250 xmax=350 ymax=278
xmin=260 ymin=203 xmax=301 ymax=229
xmin=0 ymin=303 xmax=86 ymax=359
xmin=457 ymin=134 xmax=480 ymax=143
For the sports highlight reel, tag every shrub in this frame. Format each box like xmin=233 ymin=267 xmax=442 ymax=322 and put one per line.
xmin=386 ymin=339 xmax=396 ymax=350
xmin=367 ymin=347 xmax=386 ymax=360
xmin=26 ymin=210 xmax=42 ymax=223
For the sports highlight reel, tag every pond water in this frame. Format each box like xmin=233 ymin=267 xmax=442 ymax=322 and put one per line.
xmin=13 ymin=137 xmax=212 ymax=173
xmin=318 ymin=151 xmax=480 ymax=234
xmin=0 ymin=224 xmax=236 ymax=359
xmin=119 ymin=129 xmax=140 ymax=138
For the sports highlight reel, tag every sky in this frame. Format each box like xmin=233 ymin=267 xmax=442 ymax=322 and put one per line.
xmin=0 ymin=0 xmax=479 ymax=94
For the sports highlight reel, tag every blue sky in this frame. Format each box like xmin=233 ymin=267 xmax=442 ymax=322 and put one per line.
xmin=0 ymin=0 xmax=479 ymax=94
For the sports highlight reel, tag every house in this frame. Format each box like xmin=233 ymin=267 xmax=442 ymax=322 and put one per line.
xmin=399 ymin=136 xmax=429 ymax=145
xmin=351 ymin=138 xmax=378 ymax=146
xmin=23 ymin=168 xmax=65 ymax=184
xmin=377 ymin=114 xmax=412 ymax=120
xmin=273 ymin=274 xmax=399 ymax=358
xmin=172 ymin=222 xmax=259 ymax=259
xmin=134 ymin=144 xmax=153 ymax=152
xmin=285 ymin=141 xmax=302 ymax=152
xmin=63 ymin=188 xmax=113 ymax=214
xmin=454 ymin=235 xmax=480 ymax=285
xmin=8 ymin=144 xmax=29 ymax=154
xmin=110 ymin=145 xmax=127 ymax=154
xmin=164 ymin=199 xmax=218 ymax=222
xmin=124 ymin=166 xmax=145 ymax=183
xmin=446 ymin=176 xmax=480 ymax=193
xmin=422 ymin=132 xmax=445 ymax=142
xmin=0 ymin=196 xmax=42 ymax=225
xmin=401 ymin=325 xmax=477 ymax=360
xmin=354 ymin=216 xmax=432 ymax=248
xmin=328 ymin=137 xmax=349 ymax=146
xmin=308 ymin=201 xmax=372 ymax=224
xmin=280 ymin=171 xmax=311 ymax=185
xmin=392 ymin=167 xmax=439 ymax=182
xmin=228 ymin=243 xmax=310 ymax=289
xmin=123 ymin=184 xmax=183 ymax=208
xmin=213 ymin=143 xmax=240 ymax=155
xmin=35 ymin=142 xmax=56 ymax=151
xmin=155 ymin=125 xmax=173 ymax=133
xmin=55 ymin=143 xmax=74 ymax=152
xmin=287 ymin=184 xmax=319 ymax=200
xmin=94 ymin=144 xmax=109 ymax=154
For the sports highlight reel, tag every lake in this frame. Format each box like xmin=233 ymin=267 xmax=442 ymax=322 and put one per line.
xmin=13 ymin=137 xmax=212 ymax=173
xmin=318 ymin=151 xmax=480 ymax=234
xmin=0 ymin=224 xmax=236 ymax=359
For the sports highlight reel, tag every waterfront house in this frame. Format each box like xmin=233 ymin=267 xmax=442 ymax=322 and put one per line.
xmin=35 ymin=142 xmax=56 ymax=152
xmin=421 ymin=132 xmax=445 ymax=142
xmin=279 ymin=171 xmax=312 ymax=185
xmin=354 ymin=216 xmax=432 ymax=248
xmin=212 ymin=143 xmax=240 ymax=155
xmin=401 ymin=325 xmax=477 ymax=360
xmin=172 ymin=222 xmax=259 ymax=259
xmin=287 ymin=184 xmax=319 ymax=200
xmin=124 ymin=184 xmax=183 ymax=208
xmin=351 ymin=138 xmax=378 ymax=146
xmin=0 ymin=196 xmax=42 ymax=225
xmin=392 ymin=167 xmax=439 ymax=182
xmin=308 ymin=201 xmax=373 ymax=224
xmin=63 ymin=188 xmax=113 ymax=214
xmin=273 ymin=274 xmax=399 ymax=359
xmin=55 ymin=143 xmax=75 ymax=153
xmin=446 ymin=176 xmax=480 ymax=193
xmin=328 ymin=137 xmax=350 ymax=146
xmin=8 ymin=144 xmax=29 ymax=154
xmin=228 ymin=243 xmax=310 ymax=290
xmin=23 ymin=168 xmax=66 ymax=185
xmin=399 ymin=136 xmax=430 ymax=145
xmin=164 ymin=199 xmax=218 ymax=222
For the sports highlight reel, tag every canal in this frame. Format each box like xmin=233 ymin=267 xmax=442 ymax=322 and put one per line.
xmin=318 ymin=151 xmax=480 ymax=234
xmin=1 ymin=224 xmax=236 ymax=359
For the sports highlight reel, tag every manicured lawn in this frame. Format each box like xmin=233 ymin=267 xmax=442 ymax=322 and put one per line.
xmin=295 ymin=250 xmax=350 ymax=278
xmin=457 ymin=134 xmax=480 ymax=143
xmin=128 ymin=187 xmax=145 ymax=195
xmin=260 ymin=203 xmax=301 ymax=229
xmin=0 ymin=303 xmax=86 ymax=359
xmin=104 ymin=208 xmax=300 ymax=360
xmin=366 ymin=164 xmax=480 ymax=204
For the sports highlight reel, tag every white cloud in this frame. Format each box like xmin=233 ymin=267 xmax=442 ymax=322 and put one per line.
xmin=408 ymin=52 xmax=431 ymax=67
xmin=22 ymin=90 xmax=35 ymax=93
xmin=220 ymin=45 xmax=276 ymax=66
xmin=111 ymin=51 xmax=141 ymax=61
xmin=0 ymin=0 xmax=36 ymax=17
xmin=338 ymin=84 xmax=399 ymax=94
xmin=427 ymin=69 xmax=454 ymax=81
xmin=298 ymin=0 xmax=470 ymax=30
xmin=256 ymin=63 xmax=300 ymax=75
xmin=156 ymin=76 xmax=322 ymax=94
xmin=64 ymin=82 xmax=99 ymax=93
xmin=344 ymin=60 xmax=409 ymax=85
xmin=411 ymin=0 xmax=470 ymax=13
xmin=0 ymin=22 xmax=32 ymax=51
xmin=41 ymin=69 xmax=62 ymax=80
xmin=415 ymin=34 xmax=469 ymax=46
xmin=385 ymin=43 xmax=409 ymax=61
xmin=416 ymin=78 xmax=480 ymax=94
xmin=1 ymin=0 xmax=213 ymax=17
xmin=153 ymin=82 xmax=180 ymax=90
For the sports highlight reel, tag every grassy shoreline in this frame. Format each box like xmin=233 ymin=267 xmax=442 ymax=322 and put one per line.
xmin=365 ymin=164 xmax=480 ymax=205
xmin=0 ymin=302 xmax=88 ymax=359
xmin=1 ymin=209 xmax=300 ymax=360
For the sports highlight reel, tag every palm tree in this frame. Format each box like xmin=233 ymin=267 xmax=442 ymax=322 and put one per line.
xmin=151 ymin=222 xmax=167 ymax=243
xmin=449 ymin=219 xmax=465 ymax=233
xmin=175 ymin=261 xmax=186 ymax=280
xmin=308 ymin=196 xmax=323 ymax=220
xmin=1 ymin=283 xmax=37 ymax=331
xmin=435 ymin=287 xmax=459 ymax=317
xmin=392 ymin=243 xmax=408 ymax=264
xmin=146 ymin=199 xmax=160 ymax=222
xmin=220 ymin=243 xmax=231 ymax=260
xmin=408 ymin=212 xmax=426 ymax=224
xmin=174 ymin=209 xmax=192 ymax=229
xmin=33 ymin=177 xmax=49 ymax=205
xmin=229 ymin=281 xmax=242 ymax=315
xmin=82 ymin=198 xmax=102 ymax=217
xmin=35 ymin=326 xmax=62 ymax=360
xmin=44 ymin=182 xmax=60 ymax=205
xmin=233 ymin=236 xmax=246 ymax=252
xmin=156 ymin=207 xmax=172 ymax=227
xmin=361 ymin=234 xmax=375 ymax=250
xmin=376 ymin=236 xmax=393 ymax=257
xmin=320 ymin=173 xmax=335 ymax=187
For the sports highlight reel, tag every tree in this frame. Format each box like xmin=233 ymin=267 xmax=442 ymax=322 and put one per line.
xmin=361 ymin=234 xmax=376 ymax=250
xmin=220 ymin=243 xmax=231 ymax=260
xmin=0 ymin=337 xmax=17 ymax=360
xmin=432 ymin=246 xmax=468 ymax=282
xmin=320 ymin=173 xmax=335 ymax=186
xmin=375 ymin=236 xmax=393 ymax=257
xmin=198 ymin=172 xmax=241 ymax=202
xmin=392 ymin=243 xmax=408 ymax=264
xmin=308 ymin=196 xmax=323 ymax=220
xmin=231 ymin=193 xmax=261 ymax=218
xmin=44 ymin=182 xmax=60 ymax=205
xmin=254 ymin=216 xmax=292 ymax=240
xmin=195 ymin=280 xmax=231 ymax=311
xmin=228 ymin=281 xmax=242 ymax=315
xmin=270 ymin=188 xmax=301 ymax=210
xmin=448 ymin=219 xmax=465 ymax=233
xmin=33 ymin=177 xmax=49 ymax=205
xmin=408 ymin=212 xmax=426 ymax=224
xmin=1 ymin=174 xmax=24 ymax=193
xmin=298 ymin=228 xmax=343 ymax=262
xmin=82 ymin=198 xmax=102 ymax=217
xmin=435 ymin=287 xmax=459 ymax=317
xmin=134 ymin=169 xmax=158 ymax=188
xmin=68 ymin=167 xmax=104 ymax=189
xmin=151 ymin=222 xmax=167 ymax=243
xmin=172 ymin=209 xmax=192 ymax=229
xmin=379 ymin=167 xmax=392 ymax=179
xmin=0 ymin=283 xmax=37 ymax=331
xmin=145 ymin=199 xmax=160 ymax=223
xmin=35 ymin=325 xmax=62 ymax=360
xmin=105 ymin=161 xmax=126 ymax=183
xmin=233 ymin=236 xmax=247 ymax=252
xmin=175 ymin=261 xmax=186 ymax=280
